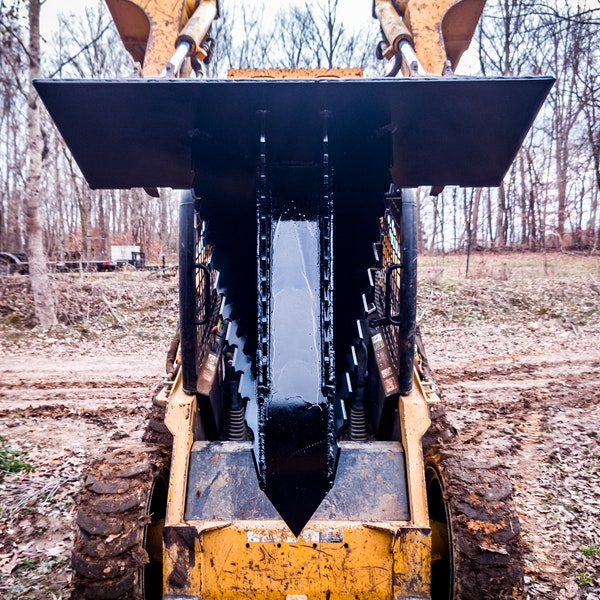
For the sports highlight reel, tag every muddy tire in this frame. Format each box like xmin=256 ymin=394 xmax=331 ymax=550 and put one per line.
xmin=424 ymin=404 xmax=524 ymax=600
xmin=71 ymin=445 xmax=169 ymax=600
xmin=142 ymin=386 xmax=173 ymax=449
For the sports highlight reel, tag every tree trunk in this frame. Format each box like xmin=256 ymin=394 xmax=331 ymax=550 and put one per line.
xmin=555 ymin=139 xmax=567 ymax=245
xmin=430 ymin=195 xmax=439 ymax=252
xmin=25 ymin=0 xmax=57 ymax=328
xmin=585 ymin=106 xmax=599 ymax=251
xmin=485 ymin=189 xmax=493 ymax=247
xmin=78 ymin=195 xmax=92 ymax=261
xmin=471 ymin=188 xmax=481 ymax=249
xmin=495 ymin=183 xmax=506 ymax=248
xmin=4 ymin=114 xmax=23 ymax=252
xmin=98 ymin=191 xmax=108 ymax=258
xmin=518 ymin=153 xmax=528 ymax=247
xmin=591 ymin=187 xmax=599 ymax=252
xmin=415 ymin=188 xmax=425 ymax=254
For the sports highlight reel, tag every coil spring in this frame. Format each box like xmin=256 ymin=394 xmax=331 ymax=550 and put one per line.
xmin=349 ymin=405 xmax=368 ymax=441
xmin=228 ymin=407 xmax=246 ymax=441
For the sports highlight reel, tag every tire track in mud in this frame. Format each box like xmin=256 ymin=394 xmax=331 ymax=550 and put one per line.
xmin=0 ymin=383 xmax=156 ymax=412
xmin=434 ymin=351 xmax=600 ymax=387
xmin=0 ymin=356 xmax=162 ymax=454
xmin=0 ymin=355 xmax=162 ymax=413
xmin=0 ymin=404 xmax=147 ymax=420
xmin=1 ymin=378 xmax=153 ymax=389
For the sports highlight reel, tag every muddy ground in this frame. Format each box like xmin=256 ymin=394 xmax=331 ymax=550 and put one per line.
xmin=0 ymin=254 xmax=599 ymax=599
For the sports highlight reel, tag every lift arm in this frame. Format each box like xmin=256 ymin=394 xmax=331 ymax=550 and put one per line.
xmin=104 ymin=0 xmax=218 ymax=77
xmin=374 ymin=0 xmax=487 ymax=75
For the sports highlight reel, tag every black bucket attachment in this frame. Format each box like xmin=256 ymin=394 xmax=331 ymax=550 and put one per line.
xmin=35 ymin=76 xmax=553 ymax=190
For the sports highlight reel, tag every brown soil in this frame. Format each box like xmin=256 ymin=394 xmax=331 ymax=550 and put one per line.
xmin=0 ymin=255 xmax=599 ymax=598
xmin=427 ymin=325 xmax=600 ymax=599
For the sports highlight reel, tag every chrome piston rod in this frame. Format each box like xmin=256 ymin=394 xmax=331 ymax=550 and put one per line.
xmin=161 ymin=41 xmax=191 ymax=77
xmin=161 ymin=0 xmax=218 ymax=77
xmin=399 ymin=39 xmax=426 ymax=75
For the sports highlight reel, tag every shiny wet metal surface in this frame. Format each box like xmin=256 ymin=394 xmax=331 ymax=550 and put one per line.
xmin=271 ymin=219 xmax=321 ymax=404
xmin=34 ymin=76 xmax=553 ymax=190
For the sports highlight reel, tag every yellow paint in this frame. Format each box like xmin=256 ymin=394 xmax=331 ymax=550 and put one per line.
xmin=165 ymin=520 xmax=431 ymax=599
xmin=105 ymin=0 xmax=218 ymax=76
xmin=163 ymin=523 xmax=204 ymax=594
xmin=389 ymin=526 xmax=431 ymax=597
xmin=373 ymin=0 xmax=486 ymax=75
xmin=98 ymin=3 xmax=467 ymax=598
xmin=374 ymin=0 xmax=413 ymax=58
xmin=401 ymin=0 xmax=456 ymax=74
xmin=164 ymin=368 xmax=196 ymax=525
xmin=105 ymin=0 xmax=188 ymax=76
xmin=228 ymin=68 xmax=363 ymax=79
xmin=398 ymin=371 xmax=432 ymax=528
xmin=109 ymin=0 xmax=487 ymax=78
xmin=177 ymin=0 xmax=219 ymax=60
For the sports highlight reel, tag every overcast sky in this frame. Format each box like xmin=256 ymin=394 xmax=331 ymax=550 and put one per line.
xmin=40 ymin=0 xmax=375 ymax=37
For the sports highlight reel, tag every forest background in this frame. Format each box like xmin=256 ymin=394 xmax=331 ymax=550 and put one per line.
xmin=0 ymin=0 xmax=599 ymax=279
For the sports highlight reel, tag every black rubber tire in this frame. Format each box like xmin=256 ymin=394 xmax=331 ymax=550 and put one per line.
xmin=142 ymin=386 xmax=173 ymax=449
xmin=424 ymin=404 xmax=524 ymax=600
xmin=71 ymin=445 xmax=169 ymax=600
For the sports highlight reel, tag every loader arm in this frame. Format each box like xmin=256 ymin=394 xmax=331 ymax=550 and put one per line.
xmin=375 ymin=0 xmax=487 ymax=75
xmin=105 ymin=0 xmax=217 ymax=76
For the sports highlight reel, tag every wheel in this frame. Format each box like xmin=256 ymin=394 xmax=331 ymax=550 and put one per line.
xmin=71 ymin=445 xmax=169 ymax=600
xmin=142 ymin=386 xmax=173 ymax=449
xmin=424 ymin=405 xmax=524 ymax=600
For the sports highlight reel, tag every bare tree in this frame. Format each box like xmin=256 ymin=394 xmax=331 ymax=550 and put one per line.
xmin=473 ymin=0 xmax=599 ymax=251
xmin=275 ymin=5 xmax=317 ymax=69
xmin=212 ymin=4 xmax=275 ymax=71
xmin=24 ymin=0 xmax=57 ymax=326
xmin=478 ymin=0 xmax=537 ymax=77
xmin=477 ymin=0 xmax=540 ymax=248
xmin=5 ymin=0 xmax=595 ymax=262
xmin=574 ymin=18 xmax=600 ymax=250
xmin=0 ymin=0 xmax=25 ymax=254
xmin=303 ymin=0 xmax=377 ymax=69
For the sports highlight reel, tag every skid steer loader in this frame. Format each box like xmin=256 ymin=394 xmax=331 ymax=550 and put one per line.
xmin=35 ymin=1 xmax=553 ymax=598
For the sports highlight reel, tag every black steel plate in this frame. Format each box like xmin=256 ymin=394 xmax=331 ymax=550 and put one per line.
xmin=186 ymin=441 xmax=409 ymax=523
xmin=34 ymin=76 xmax=553 ymax=190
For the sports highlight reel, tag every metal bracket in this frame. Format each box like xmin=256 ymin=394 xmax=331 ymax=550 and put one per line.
xmin=385 ymin=263 xmax=403 ymax=325
xmin=193 ymin=262 xmax=211 ymax=325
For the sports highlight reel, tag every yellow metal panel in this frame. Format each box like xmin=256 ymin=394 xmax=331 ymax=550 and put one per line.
xmin=167 ymin=521 xmax=431 ymax=599
xmin=176 ymin=0 xmax=218 ymax=60
xmin=164 ymin=369 xmax=196 ymax=525
xmin=404 ymin=0 xmax=487 ymax=74
xmin=403 ymin=0 xmax=456 ymax=74
xmin=374 ymin=0 xmax=412 ymax=58
xmin=105 ymin=0 xmax=189 ymax=76
xmin=398 ymin=372 xmax=432 ymax=528
xmin=228 ymin=68 xmax=363 ymax=79
xmin=391 ymin=527 xmax=431 ymax=597
xmin=441 ymin=0 xmax=486 ymax=69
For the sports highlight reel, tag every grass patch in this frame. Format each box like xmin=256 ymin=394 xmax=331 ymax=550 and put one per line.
xmin=581 ymin=544 xmax=599 ymax=557
xmin=0 ymin=436 xmax=34 ymax=482
xmin=575 ymin=572 xmax=594 ymax=587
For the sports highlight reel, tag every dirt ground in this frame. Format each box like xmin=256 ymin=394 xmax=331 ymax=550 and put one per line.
xmin=0 ymin=254 xmax=599 ymax=599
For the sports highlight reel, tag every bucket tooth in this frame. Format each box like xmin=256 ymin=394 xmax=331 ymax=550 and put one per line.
xmin=260 ymin=397 xmax=334 ymax=536
xmin=264 ymin=472 xmax=330 ymax=538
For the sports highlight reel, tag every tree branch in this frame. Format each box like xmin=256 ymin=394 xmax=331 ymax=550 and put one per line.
xmin=48 ymin=22 xmax=111 ymax=78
